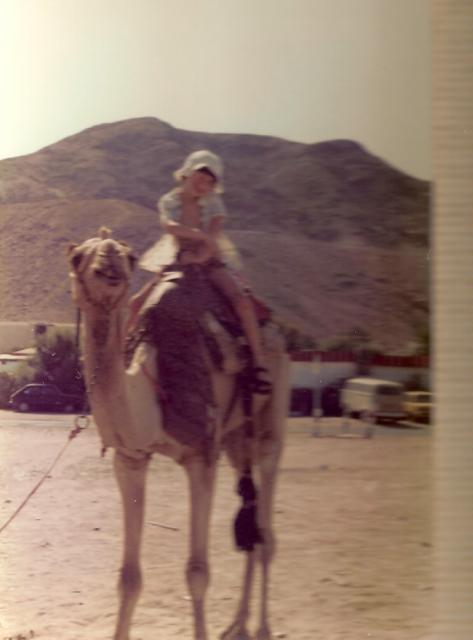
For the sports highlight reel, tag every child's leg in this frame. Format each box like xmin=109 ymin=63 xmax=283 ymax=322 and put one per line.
xmin=179 ymin=243 xmax=212 ymax=265
xmin=207 ymin=267 xmax=270 ymax=385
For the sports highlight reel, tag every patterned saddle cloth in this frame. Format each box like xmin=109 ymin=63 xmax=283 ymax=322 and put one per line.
xmin=125 ymin=264 xmax=248 ymax=454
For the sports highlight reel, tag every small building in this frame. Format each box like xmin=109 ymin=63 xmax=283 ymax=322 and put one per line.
xmin=289 ymin=350 xmax=429 ymax=389
xmin=0 ymin=348 xmax=36 ymax=375
xmin=0 ymin=321 xmax=74 ymax=353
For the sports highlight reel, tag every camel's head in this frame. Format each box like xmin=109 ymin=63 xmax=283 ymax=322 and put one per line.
xmin=68 ymin=227 xmax=137 ymax=310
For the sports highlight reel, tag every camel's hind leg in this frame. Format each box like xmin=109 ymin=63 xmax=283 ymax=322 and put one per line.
xmin=220 ymin=454 xmax=281 ymax=640
xmin=254 ymin=359 xmax=288 ymax=640
xmin=183 ymin=456 xmax=218 ymax=640
xmin=113 ymin=449 xmax=149 ymax=640
xmin=220 ymin=550 xmax=255 ymax=640
xmin=220 ymin=437 xmax=282 ymax=640
xmin=254 ymin=447 xmax=281 ymax=640
xmin=223 ymin=365 xmax=288 ymax=638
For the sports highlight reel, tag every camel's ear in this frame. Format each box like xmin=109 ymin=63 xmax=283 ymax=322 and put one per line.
xmin=117 ymin=240 xmax=137 ymax=270
xmin=67 ymin=245 xmax=84 ymax=271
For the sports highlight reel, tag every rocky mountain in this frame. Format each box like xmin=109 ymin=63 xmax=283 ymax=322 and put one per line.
xmin=0 ymin=117 xmax=430 ymax=353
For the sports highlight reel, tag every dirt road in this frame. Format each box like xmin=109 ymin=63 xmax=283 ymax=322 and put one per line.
xmin=0 ymin=413 xmax=432 ymax=639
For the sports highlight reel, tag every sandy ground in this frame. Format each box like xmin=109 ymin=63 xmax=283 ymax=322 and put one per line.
xmin=0 ymin=413 xmax=432 ymax=640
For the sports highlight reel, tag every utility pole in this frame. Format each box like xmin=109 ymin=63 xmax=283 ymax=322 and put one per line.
xmin=311 ymin=352 xmax=322 ymax=436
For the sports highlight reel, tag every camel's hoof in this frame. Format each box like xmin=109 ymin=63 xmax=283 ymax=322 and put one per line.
xmin=220 ymin=621 xmax=252 ymax=640
xmin=255 ymin=627 xmax=272 ymax=640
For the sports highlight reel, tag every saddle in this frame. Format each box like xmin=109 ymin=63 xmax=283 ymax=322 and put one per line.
xmin=124 ymin=265 xmax=251 ymax=453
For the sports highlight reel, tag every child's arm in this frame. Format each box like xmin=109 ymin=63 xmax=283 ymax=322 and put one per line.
xmin=207 ymin=214 xmax=225 ymax=237
xmin=164 ymin=219 xmax=209 ymax=242
xmin=159 ymin=192 xmax=210 ymax=243
xmin=204 ymin=196 xmax=227 ymax=258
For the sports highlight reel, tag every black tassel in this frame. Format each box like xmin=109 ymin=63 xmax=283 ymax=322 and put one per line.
xmin=238 ymin=473 xmax=257 ymax=502
xmin=233 ymin=473 xmax=264 ymax=552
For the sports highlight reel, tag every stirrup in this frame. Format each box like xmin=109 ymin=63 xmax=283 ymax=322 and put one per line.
xmin=247 ymin=367 xmax=272 ymax=395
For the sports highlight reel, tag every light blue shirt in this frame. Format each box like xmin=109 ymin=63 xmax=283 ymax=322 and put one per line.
xmin=139 ymin=189 xmax=239 ymax=272
xmin=158 ymin=188 xmax=227 ymax=228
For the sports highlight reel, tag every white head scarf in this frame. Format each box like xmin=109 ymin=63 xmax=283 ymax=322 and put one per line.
xmin=173 ymin=150 xmax=224 ymax=193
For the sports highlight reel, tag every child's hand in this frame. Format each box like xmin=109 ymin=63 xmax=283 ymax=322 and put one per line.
xmin=196 ymin=233 xmax=218 ymax=255
xmin=180 ymin=244 xmax=212 ymax=264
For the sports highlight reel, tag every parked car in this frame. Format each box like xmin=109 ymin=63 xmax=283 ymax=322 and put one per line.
xmin=289 ymin=383 xmax=346 ymax=417
xmin=320 ymin=383 xmax=344 ymax=416
xmin=289 ymin=387 xmax=313 ymax=416
xmin=404 ymin=391 xmax=433 ymax=423
xmin=340 ymin=377 xmax=406 ymax=423
xmin=8 ymin=384 xmax=85 ymax=413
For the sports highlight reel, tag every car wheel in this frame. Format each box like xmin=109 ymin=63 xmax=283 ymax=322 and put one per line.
xmin=18 ymin=402 xmax=29 ymax=412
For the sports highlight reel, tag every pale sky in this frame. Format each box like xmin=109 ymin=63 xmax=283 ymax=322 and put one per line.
xmin=0 ymin=0 xmax=431 ymax=179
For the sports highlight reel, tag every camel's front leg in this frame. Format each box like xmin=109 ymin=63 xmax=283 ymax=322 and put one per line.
xmin=113 ymin=450 xmax=149 ymax=640
xmin=184 ymin=457 xmax=217 ymax=640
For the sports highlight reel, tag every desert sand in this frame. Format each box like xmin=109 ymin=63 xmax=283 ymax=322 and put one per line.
xmin=0 ymin=414 xmax=432 ymax=640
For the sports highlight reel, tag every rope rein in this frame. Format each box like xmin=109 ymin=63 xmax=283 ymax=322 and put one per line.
xmin=0 ymin=311 xmax=92 ymax=536
xmin=0 ymin=416 xmax=89 ymax=535
xmin=0 ymin=238 xmax=131 ymax=535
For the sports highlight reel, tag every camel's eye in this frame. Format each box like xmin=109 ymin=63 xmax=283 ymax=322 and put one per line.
xmin=128 ymin=253 xmax=137 ymax=270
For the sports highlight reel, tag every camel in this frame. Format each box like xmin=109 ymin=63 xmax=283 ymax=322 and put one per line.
xmin=67 ymin=228 xmax=290 ymax=640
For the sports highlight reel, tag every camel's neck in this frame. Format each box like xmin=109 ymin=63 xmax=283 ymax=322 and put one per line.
xmin=81 ymin=305 xmax=125 ymax=392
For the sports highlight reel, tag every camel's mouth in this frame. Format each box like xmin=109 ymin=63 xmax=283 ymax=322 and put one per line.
xmin=93 ymin=268 xmax=127 ymax=286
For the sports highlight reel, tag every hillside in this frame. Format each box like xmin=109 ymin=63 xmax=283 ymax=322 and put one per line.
xmin=0 ymin=117 xmax=430 ymax=352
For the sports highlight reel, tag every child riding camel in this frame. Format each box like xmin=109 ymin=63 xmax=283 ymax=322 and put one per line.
xmin=128 ymin=150 xmax=271 ymax=394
